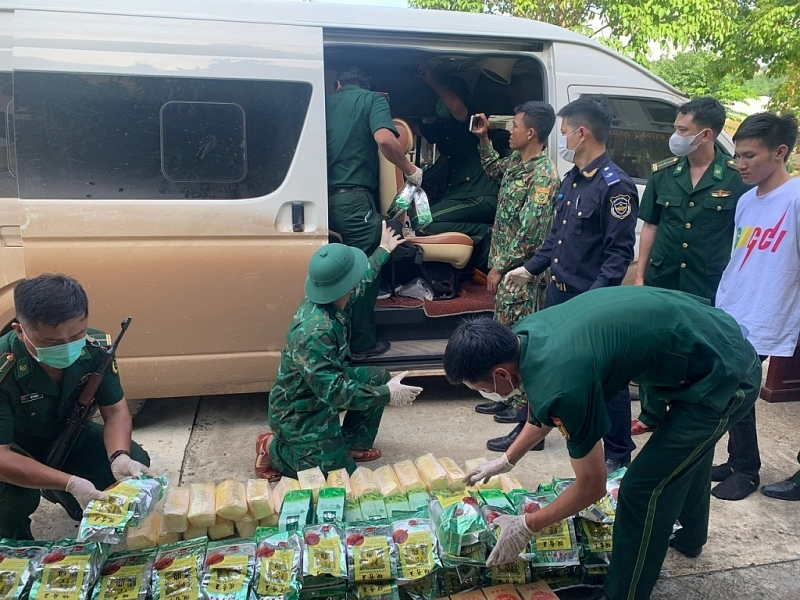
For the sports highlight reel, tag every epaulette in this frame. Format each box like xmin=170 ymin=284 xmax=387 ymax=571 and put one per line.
xmin=726 ymin=158 xmax=738 ymax=169
xmin=87 ymin=330 xmax=112 ymax=347
xmin=651 ymin=156 xmax=679 ymax=173
xmin=0 ymin=352 xmax=15 ymax=384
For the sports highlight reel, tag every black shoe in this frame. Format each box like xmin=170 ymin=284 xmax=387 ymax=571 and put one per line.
xmin=761 ymin=478 xmax=800 ymax=501
xmin=351 ymin=340 xmax=391 ymax=361
xmin=711 ymin=472 xmax=759 ymax=501
xmin=711 ymin=462 xmax=734 ymax=482
xmin=605 ymin=457 xmax=631 ymax=475
xmin=475 ymin=401 xmax=507 ymax=415
xmin=669 ymin=538 xmax=703 ymax=558
xmin=493 ymin=407 xmax=519 ymax=423
xmin=487 ymin=425 xmax=545 ymax=453
xmin=377 ymin=282 xmax=392 ymax=300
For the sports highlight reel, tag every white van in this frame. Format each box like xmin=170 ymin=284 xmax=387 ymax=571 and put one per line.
xmin=0 ymin=0 xmax=722 ymax=401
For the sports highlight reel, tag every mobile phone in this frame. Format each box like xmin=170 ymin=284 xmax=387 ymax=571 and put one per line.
xmin=469 ymin=114 xmax=479 ymax=131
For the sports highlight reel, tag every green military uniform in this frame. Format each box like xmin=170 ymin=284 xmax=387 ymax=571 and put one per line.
xmin=418 ymin=119 xmax=499 ymax=242
xmin=268 ymin=248 xmax=392 ymax=478
xmin=0 ymin=329 xmax=150 ymax=540
xmin=641 ymin=148 xmax=747 ymax=301
xmin=512 ymin=286 xmax=761 ymax=600
xmin=638 ymin=148 xmax=748 ymax=428
xmin=326 ymin=85 xmax=399 ymax=353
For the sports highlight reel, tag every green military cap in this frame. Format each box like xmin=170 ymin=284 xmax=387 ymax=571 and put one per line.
xmin=305 ymin=243 xmax=368 ymax=304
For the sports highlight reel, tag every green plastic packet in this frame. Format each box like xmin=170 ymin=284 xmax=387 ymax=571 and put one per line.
xmin=578 ymin=520 xmax=613 ymax=567
xmin=398 ymin=573 xmax=438 ymax=600
xmin=302 ymin=524 xmax=347 ymax=586
xmin=78 ymin=475 xmax=168 ymax=544
xmin=480 ymin=505 xmax=528 ymax=586
xmin=437 ymin=566 xmax=482 ymax=596
xmin=428 ymin=493 xmax=487 ymax=566
xmin=0 ymin=539 xmax=51 ymax=600
xmin=92 ymin=548 xmax=155 ymax=600
xmin=348 ymin=582 xmax=400 ymax=600
xmin=529 ymin=566 xmax=583 ymax=592
xmin=151 ymin=537 xmax=207 ymax=600
xmin=29 ymin=539 xmax=108 ymax=600
xmin=200 ymin=540 xmax=255 ymax=600
xmin=253 ymin=528 xmax=302 ymax=600
xmin=345 ymin=524 xmax=398 ymax=583
xmin=298 ymin=582 xmax=347 ymax=600
xmin=390 ymin=517 xmax=440 ymax=583
xmin=513 ymin=493 xmax=579 ymax=568
xmin=316 ymin=488 xmax=346 ymax=525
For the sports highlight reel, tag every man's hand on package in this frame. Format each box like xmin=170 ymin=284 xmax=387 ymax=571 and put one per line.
xmin=65 ymin=475 xmax=108 ymax=509
xmin=486 ymin=515 xmax=535 ymax=566
xmin=504 ymin=266 xmax=534 ymax=292
xmin=110 ymin=453 xmax=153 ymax=481
xmin=405 ymin=166 xmax=424 ymax=187
xmin=387 ymin=371 xmax=423 ymax=406
xmin=380 ymin=221 xmax=404 ymax=253
xmin=463 ymin=452 xmax=514 ymax=485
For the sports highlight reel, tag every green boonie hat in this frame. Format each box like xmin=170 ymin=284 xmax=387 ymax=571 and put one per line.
xmin=305 ymin=243 xmax=369 ymax=304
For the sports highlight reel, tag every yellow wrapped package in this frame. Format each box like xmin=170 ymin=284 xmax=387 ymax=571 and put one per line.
xmin=126 ymin=511 xmax=158 ymax=550
xmin=216 ymin=479 xmax=248 ymax=520
xmin=258 ymin=514 xmax=279 ymax=528
xmin=272 ymin=477 xmax=300 ymax=512
xmin=497 ymin=473 xmax=525 ymax=493
xmin=208 ymin=516 xmax=235 ymax=540
xmin=326 ymin=468 xmax=353 ymax=498
xmin=464 ymin=457 xmax=488 ymax=474
xmin=471 ymin=476 xmax=502 ymax=491
xmin=297 ymin=467 xmax=326 ymax=503
xmin=392 ymin=460 xmax=425 ymax=492
xmin=414 ymin=453 xmax=448 ymax=491
xmin=188 ymin=482 xmax=217 ymax=527
xmin=437 ymin=457 xmax=467 ymax=492
xmin=235 ymin=511 xmax=258 ymax=538
xmin=246 ymin=479 xmax=275 ymax=520
xmin=183 ymin=525 xmax=208 ymax=540
xmin=162 ymin=487 xmax=191 ymax=533
xmin=350 ymin=467 xmax=380 ymax=498
xmin=156 ymin=511 xmax=182 ymax=546
xmin=373 ymin=465 xmax=403 ymax=497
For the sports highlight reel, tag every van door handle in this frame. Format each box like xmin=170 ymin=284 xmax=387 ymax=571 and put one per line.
xmin=0 ymin=226 xmax=22 ymax=247
xmin=292 ymin=201 xmax=305 ymax=233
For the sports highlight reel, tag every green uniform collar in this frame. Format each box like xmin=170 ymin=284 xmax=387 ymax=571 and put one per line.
xmin=673 ymin=148 xmax=730 ymax=194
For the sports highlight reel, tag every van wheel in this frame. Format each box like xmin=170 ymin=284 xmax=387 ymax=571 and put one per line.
xmin=92 ymin=398 xmax=148 ymax=423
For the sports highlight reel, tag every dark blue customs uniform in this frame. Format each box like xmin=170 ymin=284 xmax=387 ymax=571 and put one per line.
xmin=523 ymin=151 xmax=639 ymax=468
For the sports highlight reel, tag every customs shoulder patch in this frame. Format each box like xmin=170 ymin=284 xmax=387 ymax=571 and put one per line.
xmin=552 ymin=417 xmax=570 ymax=440
xmin=533 ymin=187 xmax=550 ymax=205
xmin=610 ymin=195 xmax=632 ymax=220
xmin=111 ymin=358 xmax=119 ymax=375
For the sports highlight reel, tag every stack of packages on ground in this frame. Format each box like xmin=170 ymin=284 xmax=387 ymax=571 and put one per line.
xmin=0 ymin=458 xmax=637 ymax=600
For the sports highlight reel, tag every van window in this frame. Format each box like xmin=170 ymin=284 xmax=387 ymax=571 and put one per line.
xmin=13 ymin=72 xmax=311 ymax=200
xmin=604 ymin=97 xmax=676 ymax=181
xmin=0 ymin=73 xmax=17 ymax=198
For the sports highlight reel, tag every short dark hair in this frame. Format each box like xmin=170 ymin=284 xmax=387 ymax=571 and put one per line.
xmin=557 ymin=95 xmax=614 ymax=144
xmin=514 ymin=101 xmax=556 ymax=144
xmin=337 ymin=66 xmax=371 ymax=90
xmin=733 ymin=112 xmax=798 ymax=162
xmin=14 ymin=274 xmax=89 ymax=329
xmin=443 ymin=317 xmax=518 ymax=384
xmin=677 ymin=97 xmax=726 ymax=135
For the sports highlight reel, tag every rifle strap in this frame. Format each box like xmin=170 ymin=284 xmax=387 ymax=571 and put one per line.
xmin=9 ymin=442 xmax=34 ymax=459
xmin=0 ymin=352 xmax=14 ymax=384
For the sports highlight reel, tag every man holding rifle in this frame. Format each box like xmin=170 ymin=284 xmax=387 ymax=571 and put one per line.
xmin=0 ymin=274 xmax=150 ymax=539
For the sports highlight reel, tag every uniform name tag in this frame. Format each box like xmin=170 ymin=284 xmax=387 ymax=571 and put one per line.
xmin=20 ymin=393 xmax=43 ymax=403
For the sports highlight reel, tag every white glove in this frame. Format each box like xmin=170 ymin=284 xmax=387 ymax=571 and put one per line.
xmin=486 ymin=514 xmax=535 ymax=566
xmin=65 ymin=475 xmax=108 ymax=509
xmin=110 ymin=453 xmax=153 ymax=481
xmin=387 ymin=371 xmax=423 ymax=407
xmin=463 ymin=452 xmax=514 ymax=485
xmin=504 ymin=266 xmax=535 ymax=292
xmin=405 ymin=166 xmax=423 ymax=187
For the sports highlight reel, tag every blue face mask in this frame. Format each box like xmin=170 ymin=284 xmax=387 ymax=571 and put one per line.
xmin=23 ymin=329 xmax=86 ymax=369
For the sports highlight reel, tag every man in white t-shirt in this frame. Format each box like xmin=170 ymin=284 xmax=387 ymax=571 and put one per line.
xmin=712 ymin=111 xmax=800 ymax=501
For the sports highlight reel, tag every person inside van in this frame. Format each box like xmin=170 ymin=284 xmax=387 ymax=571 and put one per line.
xmin=414 ymin=66 xmax=499 ymax=245
xmin=326 ymin=66 xmax=423 ymax=360
xmin=254 ymin=222 xmax=423 ymax=482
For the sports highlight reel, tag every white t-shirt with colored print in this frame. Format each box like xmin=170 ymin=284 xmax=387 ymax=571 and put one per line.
xmin=716 ymin=176 xmax=800 ymax=357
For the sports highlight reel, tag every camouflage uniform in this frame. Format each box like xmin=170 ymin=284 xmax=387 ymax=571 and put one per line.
xmin=479 ymin=144 xmax=560 ymax=409
xmin=268 ymin=248 xmax=392 ymax=478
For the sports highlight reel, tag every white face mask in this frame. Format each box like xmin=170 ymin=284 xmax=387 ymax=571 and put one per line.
xmin=478 ymin=372 xmax=519 ymax=402
xmin=558 ymin=129 xmax=582 ymax=163
xmin=669 ymin=129 xmax=707 ymax=157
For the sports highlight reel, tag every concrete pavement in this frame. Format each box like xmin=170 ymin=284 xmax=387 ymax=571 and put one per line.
xmin=30 ymin=376 xmax=800 ymax=597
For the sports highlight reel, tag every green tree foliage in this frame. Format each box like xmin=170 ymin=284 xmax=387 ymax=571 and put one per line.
xmin=649 ymin=52 xmax=750 ymax=105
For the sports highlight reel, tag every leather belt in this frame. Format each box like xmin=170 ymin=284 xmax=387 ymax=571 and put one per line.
xmin=329 ymin=186 xmax=370 ymax=196
xmin=553 ymin=280 xmax=578 ymax=293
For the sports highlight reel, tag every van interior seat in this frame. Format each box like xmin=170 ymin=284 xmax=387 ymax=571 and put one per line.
xmin=378 ymin=118 xmax=474 ymax=270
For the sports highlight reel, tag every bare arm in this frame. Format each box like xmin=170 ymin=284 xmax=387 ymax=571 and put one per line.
xmin=0 ymin=445 xmax=71 ymax=490
xmin=634 ymin=222 xmax=658 ymax=285
xmin=524 ymin=441 xmax=607 ymax=531
xmin=374 ymin=128 xmax=416 ymax=177
xmin=99 ymin=398 xmax=133 ymax=458
xmin=420 ymin=67 xmax=468 ymax=122
xmin=506 ymin=421 xmax=552 ymax=464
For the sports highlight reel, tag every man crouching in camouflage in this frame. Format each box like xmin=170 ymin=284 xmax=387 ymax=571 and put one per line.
xmin=255 ymin=222 xmax=423 ymax=481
